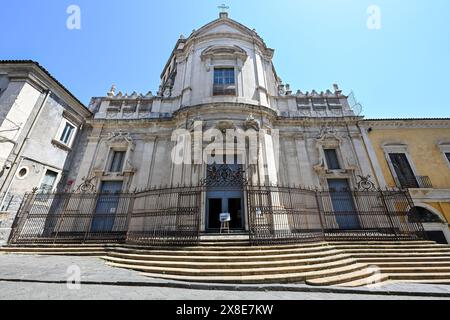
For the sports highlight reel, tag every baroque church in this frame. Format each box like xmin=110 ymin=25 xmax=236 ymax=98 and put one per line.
xmin=1 ymin=12 xmax=450 ymax=286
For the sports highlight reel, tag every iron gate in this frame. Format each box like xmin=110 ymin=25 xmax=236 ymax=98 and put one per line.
xmin=246 ymin=185 xmax=425 ymax=245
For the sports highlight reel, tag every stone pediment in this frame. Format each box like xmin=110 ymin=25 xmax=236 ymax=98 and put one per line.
xmin=192 ymin=18 xmax=257 ymax=40
xmin=200 ymin=23 xmax=243 ymax=36
xmin=201 ymin=45 xmax=248 ymax=61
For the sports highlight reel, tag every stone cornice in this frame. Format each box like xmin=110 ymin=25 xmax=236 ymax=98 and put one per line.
xmin=172 ymin=102 xmax=278 ymax=120
xmin=274 ymin=116 xmax=364 ymax=127
xmin=363 ymin=119 xmax=450 ymax=129
xmin=0 ymin=60 xmax=91 ymax=118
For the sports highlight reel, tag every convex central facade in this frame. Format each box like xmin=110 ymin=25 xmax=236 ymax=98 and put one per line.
xmin=69 ymin=12 xmax=376 ymax=233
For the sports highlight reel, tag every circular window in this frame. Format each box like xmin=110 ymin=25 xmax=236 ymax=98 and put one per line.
xmin=17 ymin=167 xmax=29 ymax=179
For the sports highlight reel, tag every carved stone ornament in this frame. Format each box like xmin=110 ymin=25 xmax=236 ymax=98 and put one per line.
xmin=243 ymin=114 xmax=260 ymax=131
xmin=357 ymin=175 xmax=377 ymax=191
xmin=163 ymin=87 xmax=172 ymax=98
xmin=216 ymin=120 xmax=236 ymax=133
xmin=107 ymin=130 xmax=134 ymax=147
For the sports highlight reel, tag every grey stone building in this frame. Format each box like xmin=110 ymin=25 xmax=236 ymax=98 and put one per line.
xmin=64 ymin=12 xmax=378 ymax=234
xmin=0 ymin=61 xmax=91 ymax=244
xmin=2 ymin=13 xmax=424 ymax=246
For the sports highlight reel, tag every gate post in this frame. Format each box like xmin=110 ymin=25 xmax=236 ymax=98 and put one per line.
xmin=124 ymin=192 xmax=136 ymax=244
xmin=314 ymin=189 xmax=326 ymax=241
xmin=8 ymin=191 xmax=36 ymax=244
xmin=379 ymin=189 xmax=398 ymax=239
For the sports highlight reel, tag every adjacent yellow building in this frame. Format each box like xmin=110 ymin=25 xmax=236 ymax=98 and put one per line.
xmin=362 ymin=119 xmax=450 ymax=243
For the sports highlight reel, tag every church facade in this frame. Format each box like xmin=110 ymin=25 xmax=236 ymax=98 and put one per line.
xmin=1 ymin=13 xmax=449 ymax=245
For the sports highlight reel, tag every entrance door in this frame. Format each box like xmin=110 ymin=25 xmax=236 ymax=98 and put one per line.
xmin=328 ymin=179 xmax=360 ymax=230
xmin=206 ymin=191 xmax=244 ymax=231
xmin=91 ymin=181 xmax=123 ymax=232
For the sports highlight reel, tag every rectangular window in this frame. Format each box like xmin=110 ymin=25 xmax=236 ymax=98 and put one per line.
xmin=59 ymin=122 xmax=76 ymax=145
xmin=389 ymin=153 xmax=418 ymax=188
xmin=324 ymin=149 xmax=341 ymax=170
xmin=213 ymin=68 xmax=236 ymax=96
xmin=446 ymin=153 xmax=450 ymax=164
xmin=109 ymin=151 xmax=126 ymax=173
xmin=39 ymin=170 xmax=58 ymax=192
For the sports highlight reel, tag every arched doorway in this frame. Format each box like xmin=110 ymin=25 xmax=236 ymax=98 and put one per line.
xmin=408 ymin=206 xmax=448 ymax=244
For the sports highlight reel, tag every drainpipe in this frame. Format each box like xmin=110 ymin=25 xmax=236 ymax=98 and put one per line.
xmin=0 ymin=90 xmax=51 ymax=208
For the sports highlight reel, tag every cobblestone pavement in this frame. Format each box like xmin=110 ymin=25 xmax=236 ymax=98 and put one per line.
xmin=2 ymin=281 xmax=448 ymax=300
xmin=0 ymin=254 xmax=449 ymax=300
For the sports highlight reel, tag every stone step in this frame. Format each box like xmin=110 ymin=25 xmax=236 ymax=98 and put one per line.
xmin=339 ymin=248 xmax=450 ymax=254
xmin=335 ymin=273 xmax=390 ymax=287
xmin=0 ymin=246 xmax=107 ymax=252
xmin=306 ymin=267 xmax=380 ymax=287
xmin=381 ymin=267 xmax=450 ymax=274
xmin=362 ymin=261 xmax=450 ymax=268
xmin=330 ymin=241 xmax=436 ymax=245
xmin=106 ymin=249 xmax=346 ymax=263
xmin=385 ymin=279 xmax=450 ymax=285
xmin=356 ymin=256 xmax=450 ymax=263
xmin=105 ymin=257 xmax=360 ymax=277
xmin=4 ymin=243 xmax=113 ymax=248
xmin=183 ymin=242 xmax=329 ymax=250
xmin=200 ymin=234 xmax=250 ymax=239
xmin=346 ymin=252 xmax=450 ymax=258
xmin=120 ymin=242 xmax=329 ymax=252
xmin=112 ymin=245 xmax=336 ymax=257
xmin=127 ymin=263 xmax=369 ymax=284
xmin=387 ymin=272 xmax=450 ymax=281
xmin=332 ymin=244 xmax=450 ymax=250
xmin=102 ymin=253 xmax=355 ymax=270
xmin=0 ymin=251 xmax=105 ymax=256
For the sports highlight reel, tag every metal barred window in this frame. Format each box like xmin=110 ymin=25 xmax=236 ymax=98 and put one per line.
xmin=213 ymin=68 xmax=236 ymax=96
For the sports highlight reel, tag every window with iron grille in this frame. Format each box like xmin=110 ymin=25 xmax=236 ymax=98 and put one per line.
xmin=213 ymin=68 xmax=236 ymax=96
xmin=109 ymin=151 xmax=126 ymax=173
xmin=324 ymin=149 xmax=341 ymax=170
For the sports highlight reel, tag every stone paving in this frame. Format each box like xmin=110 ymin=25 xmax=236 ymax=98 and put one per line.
xmin=0 ymin=254 xmax=449 ymax=300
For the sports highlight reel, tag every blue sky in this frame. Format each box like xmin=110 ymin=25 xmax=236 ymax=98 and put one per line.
xmin=1 ymin=0 xmax=449 ymax=118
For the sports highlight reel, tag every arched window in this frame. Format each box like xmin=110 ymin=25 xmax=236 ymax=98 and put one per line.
xmin=408 ymin=207 xmax=442 ymax=223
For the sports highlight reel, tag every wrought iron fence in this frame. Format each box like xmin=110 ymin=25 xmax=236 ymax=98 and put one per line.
xmin=127 ymin=185 xmax=201 ymax=246
xmin=247 ymin=185 xmax=424 ymax=245
xmin=9 ymin=192 xmax=133 ymax=244
xmin=246 ymin=185 xmax=324 ymax=244
xmin=9 ymin=186 xmax=201 ymax=245
xmin=9 ymin=184 xmax=425 ymax=246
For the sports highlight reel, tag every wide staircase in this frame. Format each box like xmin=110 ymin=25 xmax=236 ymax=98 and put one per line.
xmin=2 ymin=238 xmax=450 ymax=287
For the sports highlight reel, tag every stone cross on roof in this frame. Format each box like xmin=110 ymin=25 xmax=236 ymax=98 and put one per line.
xmin=218 ymin=4 xmax=229 ymax=18
xmin=218 ymin=4 xmax=229 ymax=12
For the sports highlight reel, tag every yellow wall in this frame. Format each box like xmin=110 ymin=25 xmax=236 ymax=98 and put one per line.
xmin=426 ymin=202 xmax=450 ymax=224
xmin=367 ymin=127 xmax=450 ymax=189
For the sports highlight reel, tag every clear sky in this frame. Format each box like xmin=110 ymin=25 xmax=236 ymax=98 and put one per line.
xmin=1 ymin=0 xmax=449 ymax=119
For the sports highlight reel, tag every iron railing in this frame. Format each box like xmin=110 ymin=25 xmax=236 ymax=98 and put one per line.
xmin=395 ymin=176 xmax=433 ymax=189
xmin=247 ymin=185 xmax=424 ymax=245
xmin=8 ymin=184 xmax=425 ymax=246
xmin=127 ymin=185 xmax=201 ymax=246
